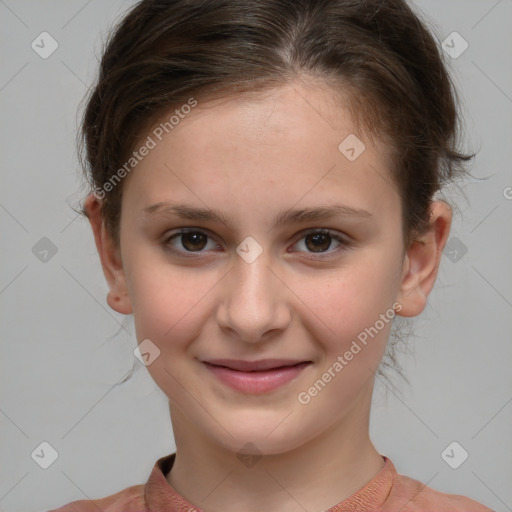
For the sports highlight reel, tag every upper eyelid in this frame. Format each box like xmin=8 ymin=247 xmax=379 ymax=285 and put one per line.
xmin=165 ymin=226 xmax=345 ymax=239
xmin=164 ymin=227 xmax=221 ymax=246
xmin=291 ymin=229 xmax=348 ymax=251
xmin=164 ymin=227 xmax=348 ymax=251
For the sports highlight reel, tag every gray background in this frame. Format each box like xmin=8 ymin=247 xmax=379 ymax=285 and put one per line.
xmin=1 ymin=0 xmax=511 ymax=511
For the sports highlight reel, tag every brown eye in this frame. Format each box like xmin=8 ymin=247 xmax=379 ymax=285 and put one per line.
xmin=164 ymin=229 xmax=219 ymax=254
xmin=180 ymin=232 xmax=208 ymax=251
xmin=304 ymin=232 xmax=332 ymax=253
xmin=292 ymin=229 xmax=349 ymax=259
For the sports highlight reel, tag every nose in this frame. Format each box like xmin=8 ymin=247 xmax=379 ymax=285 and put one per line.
xmin=216 ymin=251 xmax=292 ymax=344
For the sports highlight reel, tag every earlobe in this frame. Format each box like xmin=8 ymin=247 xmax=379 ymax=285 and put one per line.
xmin=396 ymin=201 xmax=452 ymax=317
xmin=84 ymin=194 xmax=133 ymax=315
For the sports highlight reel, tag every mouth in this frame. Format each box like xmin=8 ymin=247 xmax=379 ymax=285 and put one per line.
xmin=201 ymin=359 xmax=312 ymax=394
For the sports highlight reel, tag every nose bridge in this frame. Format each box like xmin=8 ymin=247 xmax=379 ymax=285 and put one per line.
xmin=218 ymin=250 xmax=289 ymax=342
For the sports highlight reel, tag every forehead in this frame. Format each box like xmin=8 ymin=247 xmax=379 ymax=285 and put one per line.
xmin=121 ymin=80 xmax=400 ymax=224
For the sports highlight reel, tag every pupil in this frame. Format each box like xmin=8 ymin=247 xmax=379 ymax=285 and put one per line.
xmin=306 ymin=232 xmax=331 ymax=252
xmin=182 ymin=232 xmax=207 ymax=251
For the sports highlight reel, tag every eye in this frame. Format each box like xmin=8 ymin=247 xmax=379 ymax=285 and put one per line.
xmin=291 ymin=229 xmax=348 ymax=258
xmin=164 ymin=228 xmax=220 ymax=254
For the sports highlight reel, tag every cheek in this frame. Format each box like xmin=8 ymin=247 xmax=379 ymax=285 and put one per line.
xmin=290 ymin=263 xmax=398 ymax=417
xmin=125 ymin=249 xmax=223 ymax=350
xmin=125 ymin=260 xmax=219 ymax=402
xmin=129 ymin=271 xmax=200 ymax=340
xmin=291 ymin=254 xmax=401 ymax=359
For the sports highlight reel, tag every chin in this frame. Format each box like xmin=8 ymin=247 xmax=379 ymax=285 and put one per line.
xmin=203 ymin=410 xmax=313 ymax=457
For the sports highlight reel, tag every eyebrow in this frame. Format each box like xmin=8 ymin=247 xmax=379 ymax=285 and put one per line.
xmin=143 ymin=202 xmax=373 ymax=230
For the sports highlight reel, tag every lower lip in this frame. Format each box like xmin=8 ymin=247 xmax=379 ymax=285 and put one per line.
xmin=203 ymin=362 xmax=310 ymax=394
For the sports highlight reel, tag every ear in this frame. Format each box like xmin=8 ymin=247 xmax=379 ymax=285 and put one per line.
xmin=396 ymin=200 xmax=452 ymax=317
xmin=84 ymin=193 xmax=133 ymax=315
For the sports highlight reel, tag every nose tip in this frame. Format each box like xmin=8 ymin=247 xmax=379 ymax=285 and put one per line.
xmin=216 ymin=255 xmax=291 ymax=344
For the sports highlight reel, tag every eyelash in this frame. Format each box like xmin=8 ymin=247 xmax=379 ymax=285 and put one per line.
xmin=162 ymin=227 xmax=351 ymax=260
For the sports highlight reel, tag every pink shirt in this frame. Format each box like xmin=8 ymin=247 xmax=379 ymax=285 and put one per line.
xmin=50 ymin=453 xmax=492 ymax=512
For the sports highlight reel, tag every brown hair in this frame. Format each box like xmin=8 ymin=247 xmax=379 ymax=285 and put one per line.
xmin=80 ymin=0 xmax=470 ymax=250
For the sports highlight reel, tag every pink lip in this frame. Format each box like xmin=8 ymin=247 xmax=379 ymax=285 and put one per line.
xmin=202 ymin=359 xmax=311 ymax=394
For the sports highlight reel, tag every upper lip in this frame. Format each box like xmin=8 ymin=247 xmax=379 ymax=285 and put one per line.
xmin=202 ymin=359 xmax=311 ymax=372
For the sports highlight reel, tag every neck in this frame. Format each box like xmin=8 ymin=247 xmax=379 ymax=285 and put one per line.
xmin=165 ymin=387 xmax=384 ymax=512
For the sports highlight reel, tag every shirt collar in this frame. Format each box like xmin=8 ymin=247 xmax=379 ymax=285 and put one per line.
xmin=145 ymin=453 xmax=396 ymax=511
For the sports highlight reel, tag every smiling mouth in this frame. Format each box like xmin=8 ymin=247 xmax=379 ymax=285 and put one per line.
xmin=201 ymin=359 xmax=312 ymax=394
xmin=203 ymin=358 xmax=311 ymax=371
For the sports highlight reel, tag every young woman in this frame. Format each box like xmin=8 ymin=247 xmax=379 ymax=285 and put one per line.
xmin=52 ymin=0 xmax=492 ymax=510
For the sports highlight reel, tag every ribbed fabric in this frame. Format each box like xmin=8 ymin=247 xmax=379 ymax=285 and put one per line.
xmin=50 ymin=453 xmax=492 ymax=512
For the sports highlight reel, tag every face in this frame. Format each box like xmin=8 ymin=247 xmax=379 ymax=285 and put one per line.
xmin=91 ymin=79 xmax=448 ymax=455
